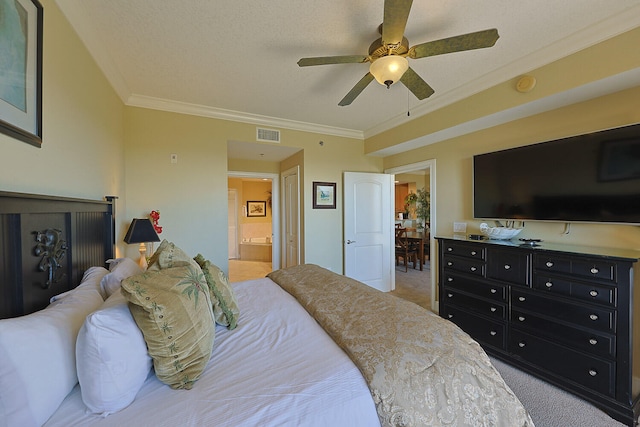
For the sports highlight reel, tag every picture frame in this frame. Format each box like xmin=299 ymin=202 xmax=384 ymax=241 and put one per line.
xmin=247 ymin=201 xmax=267 ymax=217
xmin=313 ymin=181 xmax=336 ymax=209
xmin=0 ymin=0 xmax=43 ymax=147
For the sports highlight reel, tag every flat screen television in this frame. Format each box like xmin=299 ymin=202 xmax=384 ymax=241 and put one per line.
xmin=473 ymin=123 xmax=640 ymax=224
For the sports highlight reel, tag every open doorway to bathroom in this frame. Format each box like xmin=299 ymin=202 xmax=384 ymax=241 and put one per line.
xmin=227 ymin=173 xmax=279 ymax=282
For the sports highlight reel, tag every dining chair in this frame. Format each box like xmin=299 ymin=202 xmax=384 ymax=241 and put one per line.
xmin=395 ymin=227 xmax=418 ymax=272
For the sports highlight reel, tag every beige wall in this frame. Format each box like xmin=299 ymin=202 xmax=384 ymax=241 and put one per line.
xmin=383 ymin=85 xmax=640 ymax=251
xmin=123 ymin=108 xmax=382 ymax=273
xmin=4 ymin=2 xmax=638 ymax=277
xmin=0 ymin=0 xmax=126 ymax=250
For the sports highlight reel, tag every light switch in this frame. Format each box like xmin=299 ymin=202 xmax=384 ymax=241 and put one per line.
xmin=170 ymin=153 xmax=178 ymax=164
xmin=453 ymin=222 xmax=467 ymax=233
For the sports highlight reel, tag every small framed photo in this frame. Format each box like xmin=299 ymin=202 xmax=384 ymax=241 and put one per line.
xmin=313 ymin=181 xmax=336 ymax=209
xmin=247 ymin=201 xmax=266 ymax=217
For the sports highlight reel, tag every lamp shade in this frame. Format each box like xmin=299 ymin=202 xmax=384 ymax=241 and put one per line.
xmin=124 ymin=219 xmax=161 ymax=244
xmin=369 ymin=55 xmax=409 ymax=88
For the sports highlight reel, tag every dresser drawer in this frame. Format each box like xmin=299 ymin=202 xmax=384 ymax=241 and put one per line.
xmin=512 ymin=289 xmax=615 ymax=333
xmin=510 ymin=329 xmax=615 ymax=397
xmin=444 ymin=289 xmax=506 ymax=320
xmin=443 ymin=273 xmax=507 ymax=302
xmin=443 ymin=256 xmax=485 ymax=277
xmin=487 ymin=247 xmax=529 ymax=285
xmin=533 ymin=275 xmax=616 ymax=307
xmin=442 ymin=241 xmax=485 ymax=260
xmin=511 ymin=308 xmax=616 ymax=359
xmin=441 ymin=305 xmax=506 ymax=350
xmin=534 ymin=254 xmax=616 ymax=283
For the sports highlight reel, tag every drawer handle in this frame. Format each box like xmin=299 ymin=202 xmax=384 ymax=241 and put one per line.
xmin=447 ymin=314 xmax=454 ymax=319
xmin=589 ymin=290 xmax=598 ymax=297
xmin=470 ymin=266 xmax=477 ymax=272
xmin=545 ymin=261 xmax=554 ymax=268
xmin=518 ymin=316 xmax=526 ymax=322
xmin=447 ymin=277 xmax=453 ymax=282
xmin=518 ymin=296 xmax=526 ymax=302
xmin=447 ymin=247 xmax=453 ymax=252
xmin=447 ymin=293 xmax=453 ymax=298
xmin=590 ymin=267 xmax=599 ymax=274
xmin=490 ymin=331 xmax=497 ymax=336
xmin=518 ymin=342 xmax=526 ymax=348
xmin=504 ymin=264 xmax=511 ymax=270
xmin=490 ymin=307 xmax=497 ymax=312
xmin=490 ymin=288 xmax=497 ymax=294
xmin=471 ymin=251 xmax=477 ymax=256
xmin=589 ymin=314 xmax=599 ymax=321
xmin=588 ymin=369 xmax=598 ymax=377
xmin=447 ymin=261 xmax=453 ymax=266
xmin=545 ymin=281 xmax=553 ymax=288
xmin=589 ymin=338 xmax=598 ymax=345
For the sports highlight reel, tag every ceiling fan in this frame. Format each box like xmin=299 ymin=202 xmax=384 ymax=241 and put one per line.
xmin=297 ymin=0 xmax=499 ymax=106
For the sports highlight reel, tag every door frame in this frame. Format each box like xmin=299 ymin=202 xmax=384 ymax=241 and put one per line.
xmin=385 ymin=159 xmax=437 ymax=312
xmin=228 ymin=171 xmax=281 ymax=270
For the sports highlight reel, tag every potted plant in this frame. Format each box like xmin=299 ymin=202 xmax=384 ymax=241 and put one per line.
xmin=416 ymin=188 xmax=430 ymax=231
xmin=404 ymin=192 xmax=417 ymax=218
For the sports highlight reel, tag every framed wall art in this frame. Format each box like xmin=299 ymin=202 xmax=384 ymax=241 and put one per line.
xmin=0 ymin=0 xmax=43 ymax=147
xmin=312 ymin=181 xmax=336 ymax=209
xmin=247 ymin=201 xmax=266 ymax=217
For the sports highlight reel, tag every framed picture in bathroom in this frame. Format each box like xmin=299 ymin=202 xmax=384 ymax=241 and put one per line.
xmin=247 ymin=201 xmax=266 ymax=217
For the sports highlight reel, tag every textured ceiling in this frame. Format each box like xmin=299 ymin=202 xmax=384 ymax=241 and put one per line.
xmin=57 ymin=0 xmax=640 ymax=145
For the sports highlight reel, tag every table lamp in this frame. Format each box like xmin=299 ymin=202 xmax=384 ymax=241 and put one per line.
xmin=124 ymin=218 xmax=160 ymax=270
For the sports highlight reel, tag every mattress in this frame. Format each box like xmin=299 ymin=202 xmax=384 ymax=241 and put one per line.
xmin=44 ymin=278 xmax=379 ymax=426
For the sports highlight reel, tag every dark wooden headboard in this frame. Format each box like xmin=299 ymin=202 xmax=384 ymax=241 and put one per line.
xmin=0 ymin=191 xmax=115 ymax=319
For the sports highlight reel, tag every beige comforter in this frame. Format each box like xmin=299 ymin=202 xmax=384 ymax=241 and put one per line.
xmin=268 ymin=264 xmax=533 ymax=427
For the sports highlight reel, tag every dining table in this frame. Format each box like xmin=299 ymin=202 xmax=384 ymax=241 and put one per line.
xmin=404 ymin=230 xmax=429 ymax=271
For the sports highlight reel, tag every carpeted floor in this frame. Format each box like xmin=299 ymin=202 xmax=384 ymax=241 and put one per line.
xmin=390 ymin=262 xmax=431 ymax=309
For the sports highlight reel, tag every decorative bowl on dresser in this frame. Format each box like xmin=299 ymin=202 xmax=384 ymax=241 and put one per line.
xmin=436 ymin=236 xmax=640 ymax=427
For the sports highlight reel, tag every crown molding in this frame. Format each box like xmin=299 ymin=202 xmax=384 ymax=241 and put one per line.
xmin=126 ymin=94 xmax=363 ymax=140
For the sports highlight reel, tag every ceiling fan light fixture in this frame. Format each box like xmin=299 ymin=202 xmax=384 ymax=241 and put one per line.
xmin=370 ymin=55 xmax=408 ymax=88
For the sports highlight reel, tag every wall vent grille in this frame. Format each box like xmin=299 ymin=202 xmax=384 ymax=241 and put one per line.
xmin=256 ymin=127 xmax=280 ymax=143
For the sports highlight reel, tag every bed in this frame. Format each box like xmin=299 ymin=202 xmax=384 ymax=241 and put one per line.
xmin=0 ymin=192 xmax=533 ymax=427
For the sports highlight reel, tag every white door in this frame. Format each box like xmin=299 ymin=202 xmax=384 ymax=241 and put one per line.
xmin=228 ymin=189 xmax=238 ymax=259
xmin=282 ymin=167 xmax=300 ymax=268
xmin=344 ymin=172 xmax=393 ymax=292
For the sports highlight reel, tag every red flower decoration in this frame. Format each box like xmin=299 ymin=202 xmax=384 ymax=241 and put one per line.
xmin=150 ymin=210 xmax=163 ymax=234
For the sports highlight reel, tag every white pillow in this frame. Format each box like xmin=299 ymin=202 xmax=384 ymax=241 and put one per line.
xmin=76 ymin=291 xmax=152 ymax=415
xmin=51 ymin=266 xmax=109 ymax=302
xmin=0 ymin=276 xmax=105 ymax=426
xmin=100 ymin=258 xmax=143 ymax=297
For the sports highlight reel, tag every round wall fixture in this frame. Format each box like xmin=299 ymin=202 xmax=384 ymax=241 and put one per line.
xmin=516 ymin=75 xmax=536 ymax=93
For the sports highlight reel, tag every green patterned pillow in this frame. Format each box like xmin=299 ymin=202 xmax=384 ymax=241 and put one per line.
xmin=121 ymin=264 xmax=215 ymax=389
xmin=194 ymin=254 xmax=239 ymax=330
xmin=148 ymin=239 xmax=199 ymax=270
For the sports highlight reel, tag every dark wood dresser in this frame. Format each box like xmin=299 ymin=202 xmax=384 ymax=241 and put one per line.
xmin=436 ymin=236 xmax=640 ymax=426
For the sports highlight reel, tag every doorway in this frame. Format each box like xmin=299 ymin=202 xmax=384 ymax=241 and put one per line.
xmin=227 ymin=171 xmax=280 ymax=282
xmin=386 ymin=160 xmax=436 ymax=312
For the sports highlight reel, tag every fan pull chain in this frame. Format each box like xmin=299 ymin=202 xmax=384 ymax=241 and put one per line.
xmin=407 ymin=89 xmax=411 ymax=117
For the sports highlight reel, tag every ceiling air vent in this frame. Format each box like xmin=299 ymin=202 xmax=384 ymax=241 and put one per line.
xmin=256 ymin=127 xmax=280 ymax=143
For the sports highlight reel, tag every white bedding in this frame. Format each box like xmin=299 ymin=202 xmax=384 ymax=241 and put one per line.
xmin=44 ymin=278 xmax=379 ymax=427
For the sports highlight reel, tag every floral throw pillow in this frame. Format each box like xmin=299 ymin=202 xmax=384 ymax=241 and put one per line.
xmin=121 ymin=263 xmax=215 ymax=389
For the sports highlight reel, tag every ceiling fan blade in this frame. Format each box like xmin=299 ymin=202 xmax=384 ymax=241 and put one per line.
xmin=409 ymin=28 xmax=499 ymax=59
xmin=297 ymin=55 xmax=369 ymax=67
xmin=339 ymin=73 xmax=375 ymax=106
xmin=399 ymin=67 xmax=435 ymax=100
xmin=382 ymin=0 xmax=413 ymax=46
